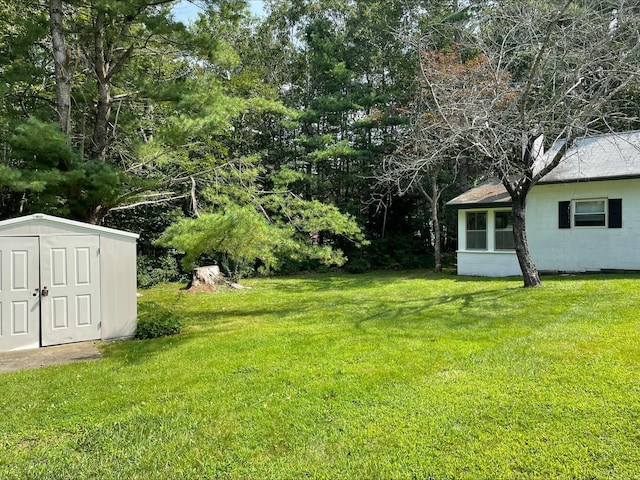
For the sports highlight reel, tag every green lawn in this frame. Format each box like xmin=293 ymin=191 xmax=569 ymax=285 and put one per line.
xmin=2 ymin=271 xmax=640 ymax=479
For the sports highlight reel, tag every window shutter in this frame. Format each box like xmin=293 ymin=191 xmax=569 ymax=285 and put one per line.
xmin=558 ymin=201 xmax=571 ymax=229
xmin=608 ymin=198 xmax=622 ymax=228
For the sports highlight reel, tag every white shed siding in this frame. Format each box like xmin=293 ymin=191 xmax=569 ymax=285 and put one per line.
xmin=527 ymin=179 xmax=640 ymax=272
xmin=99 ymin=233 xmax=137 ymax=339
xmin=0 ymin=214 xmax=138 ymax=343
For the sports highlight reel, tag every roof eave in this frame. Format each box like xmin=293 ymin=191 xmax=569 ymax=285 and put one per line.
xmin=538 ymin=173 xmax=640 ymax=185
xmin=0 ymin=213 xmax=140 ymax=239
xmin=447 ymin=201 xmax=512 ymax=210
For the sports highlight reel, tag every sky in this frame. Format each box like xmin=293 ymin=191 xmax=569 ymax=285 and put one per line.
xmin=172 ymin=0 xmax=265 ymax=23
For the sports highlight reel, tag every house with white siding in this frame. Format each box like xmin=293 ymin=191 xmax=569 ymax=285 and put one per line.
xmin=447 ymin=131 xmax=640 ymax=276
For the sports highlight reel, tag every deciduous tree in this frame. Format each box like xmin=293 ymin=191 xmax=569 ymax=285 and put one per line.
xmin=404 ymin=0 xmax=640 ymax=286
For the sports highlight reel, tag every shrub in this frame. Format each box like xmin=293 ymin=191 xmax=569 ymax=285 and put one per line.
xmin=345 ymin=256 xmax=371 ymax=274
xmin=137 ymin=254 xmax=186 ymax=288
xmin=277 ymin=257 xmax=323 ymax=275
xmin=441 ymin=251 xmax=457 ymax=268
xmin=136 ymin=301 xmax=183 ymax=339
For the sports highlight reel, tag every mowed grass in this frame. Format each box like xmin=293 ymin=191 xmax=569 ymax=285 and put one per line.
xmin=2 ymin=271 xmax=640 ymax=479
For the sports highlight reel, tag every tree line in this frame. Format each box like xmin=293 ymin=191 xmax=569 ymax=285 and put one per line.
xmin=2 ymin=0 xmax=639 ymax=286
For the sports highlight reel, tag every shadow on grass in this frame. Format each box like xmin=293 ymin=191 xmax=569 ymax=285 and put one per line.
xmin=178 ymin=284 xmax=522 ymax=335
xmin=101 ymin=333 xmax=194 ymax=366
xmin=351 ymin=287 xmax=521 ymax=331
xmin=268 ymin=269 xmax=461 ymax=292
xmin=542 ymin=272 xmax=640 ymax=282
xmin=116 ymin=271 xmax=640 ymax=366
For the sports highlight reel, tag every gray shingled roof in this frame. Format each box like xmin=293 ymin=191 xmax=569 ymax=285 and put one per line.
xmin=539 ymin=130 xmax=640 ymax=182
xmin=448 ymin=131 xmax=640 ymax=207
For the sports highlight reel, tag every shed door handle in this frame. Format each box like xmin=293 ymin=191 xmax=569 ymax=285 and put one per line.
xmin=41 ymin=286 xmax=49 ymax=297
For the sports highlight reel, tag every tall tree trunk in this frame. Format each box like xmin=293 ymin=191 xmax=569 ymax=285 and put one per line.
xmin=430 ymin=174 xmax=442 ymax=273
xmin=49 ymin=0 xmax=72 ymax=135
xmin=511 ymin=196 xmax=541 ymax=287
xmin=92 ymin=80 xmax=111 ymax=161
xmin=92 ymin=11 xmax=111 ymax=161
xmin=417 ymin=171 xmax=443 ymax=273
xmin=381 ymin=193 xmax=390 ymax=239
xmin=87 ymin=205 xmax=108 ymax=225
xmin=458 ymin=156 xmax=469 ymax=192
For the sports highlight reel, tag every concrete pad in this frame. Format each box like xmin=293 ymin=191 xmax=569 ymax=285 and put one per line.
xmin=0 ymin=342 xmax=102 ymax=374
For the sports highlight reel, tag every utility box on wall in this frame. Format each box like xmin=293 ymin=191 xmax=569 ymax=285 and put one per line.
xmin=0 ymin=213 xmax=139 ymax=352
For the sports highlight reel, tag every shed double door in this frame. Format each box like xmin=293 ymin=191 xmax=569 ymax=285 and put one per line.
xmin=0 ymin=235 xmax=101 ymax=352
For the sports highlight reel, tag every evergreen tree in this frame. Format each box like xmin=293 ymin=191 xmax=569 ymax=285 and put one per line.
xmin=240 ymin=0 xmax=455 ymax=270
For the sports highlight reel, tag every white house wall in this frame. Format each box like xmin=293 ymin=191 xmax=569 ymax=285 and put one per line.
xmin=456 ymin=178 xmax=640 ymax=276
xmin=456 ymin=209 xmax=521 ymax=276
xmin=456 ymin=251 xmax=521 ymax=276
xmin=527 ymin=179 xmax=640 ymax=272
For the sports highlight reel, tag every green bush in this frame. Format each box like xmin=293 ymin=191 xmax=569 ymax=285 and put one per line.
xmin=135 ymin=301 xmax=183 ymax=339
xmin=137 ymin=254 xmax=186 ymax=288
xmin=441 ymin=251 xmax=457 ymax=268
xmin=345 ymin=256 xmax=371 ymax=273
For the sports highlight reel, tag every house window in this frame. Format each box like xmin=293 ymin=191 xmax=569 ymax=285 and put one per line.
xmin=495 ymin=211 xmax=515 ymax=250
xmin=559 ymin=199 xmax=622 ymax=228
xmin=466 ymin=212 xmax=487 ymax=249
xmin=574 ymin=199 xmax=606 ymax=227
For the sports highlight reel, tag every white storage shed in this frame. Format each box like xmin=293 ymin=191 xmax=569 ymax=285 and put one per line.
xmin=0 ymin=213 xmax=139 ymax=352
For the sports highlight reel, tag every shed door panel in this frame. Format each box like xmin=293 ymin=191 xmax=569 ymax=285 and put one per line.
xmin=0 ymin=237 xmax=40 ymax=351
xmin=40 ymin=235 xmax=101 ymax=346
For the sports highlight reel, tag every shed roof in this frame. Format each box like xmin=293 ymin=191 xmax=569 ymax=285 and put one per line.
xmin=0 ymin=213 xmax=139 ymax=239
xmin=448 ymin=131 xmax=640 ymax=208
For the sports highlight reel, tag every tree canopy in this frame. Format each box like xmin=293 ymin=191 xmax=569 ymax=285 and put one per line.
xmin=382 ymin=0 xmax=640 ymax=285
xmin=3 ymin=0 xmax=639 ymax=282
